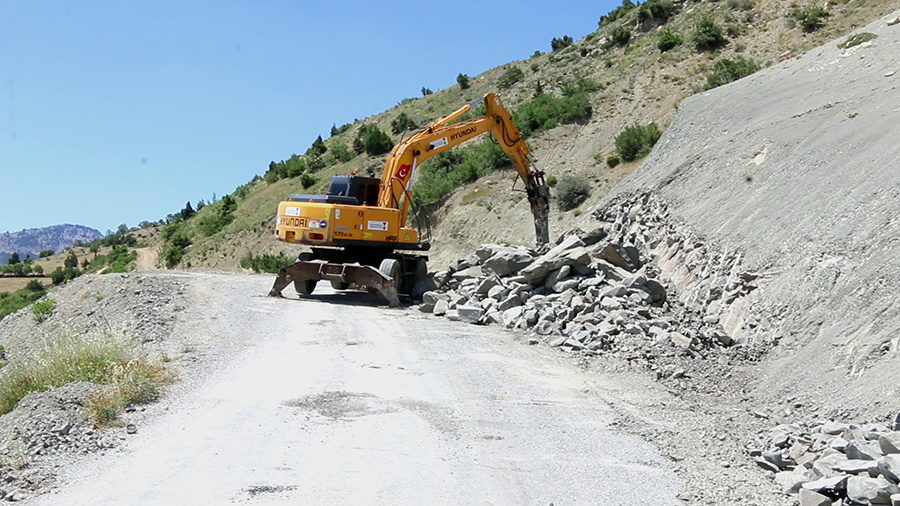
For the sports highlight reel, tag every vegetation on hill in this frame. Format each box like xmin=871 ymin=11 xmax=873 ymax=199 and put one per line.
xmin=131 ymin=0 xmax=895 ymax=271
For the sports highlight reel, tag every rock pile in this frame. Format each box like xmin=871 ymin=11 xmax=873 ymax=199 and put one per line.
xmin=752 ymin=416 xmax=900 ymax=505
xmin=417 ymin=223 xmax=736 ymax=369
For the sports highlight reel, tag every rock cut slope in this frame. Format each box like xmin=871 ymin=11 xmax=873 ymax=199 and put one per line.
xmin=605 ymin=11 xmax=900 ymax=416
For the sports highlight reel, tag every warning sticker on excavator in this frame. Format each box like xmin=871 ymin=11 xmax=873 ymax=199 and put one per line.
xmin=367 ymin=220 xmax=389 ymax=231
xmin=430 ymin=137 xmax=448 ymax=150
xmin=284 ymin=206 xmax=301 ymax=217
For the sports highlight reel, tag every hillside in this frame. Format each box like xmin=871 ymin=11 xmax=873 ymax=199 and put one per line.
xmin=605 ymin=7 xmax=900 ymax=418
xmin=0 ymin=224 xmax=102 ymax=263
xmin=151 ymin=0 xmax=900 ymax=273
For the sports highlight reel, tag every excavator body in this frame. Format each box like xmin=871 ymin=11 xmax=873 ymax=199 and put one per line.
xmin=268 ymin=93 xmax=550 ymax=306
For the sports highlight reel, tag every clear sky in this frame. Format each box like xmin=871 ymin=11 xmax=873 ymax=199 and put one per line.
xmin=0 ymin=1 xmax=611 ymax=235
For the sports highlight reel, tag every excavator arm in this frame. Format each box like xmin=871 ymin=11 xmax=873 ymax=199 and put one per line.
xmin=378 ymin=93 xmax=550 ymax=247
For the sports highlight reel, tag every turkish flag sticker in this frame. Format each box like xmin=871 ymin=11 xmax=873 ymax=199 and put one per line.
xmin=397 ymin=164 xmax=412 ymax=179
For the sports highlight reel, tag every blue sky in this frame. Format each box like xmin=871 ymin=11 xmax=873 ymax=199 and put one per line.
xmin=0 ymin=1 xmax=610 ymax=235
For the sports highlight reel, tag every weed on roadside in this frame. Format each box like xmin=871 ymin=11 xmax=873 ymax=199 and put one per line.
xmin=0 ymin=332 xmax=173 ymax=422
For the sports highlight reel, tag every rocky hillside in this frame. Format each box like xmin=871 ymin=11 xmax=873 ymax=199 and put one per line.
xmin=0 ymin=225 xmax=102 ymax=261
xmin=606 ymin=8 xmax=900 ymax=419
xmin=161 ymin=0 xmax=900 ymax=272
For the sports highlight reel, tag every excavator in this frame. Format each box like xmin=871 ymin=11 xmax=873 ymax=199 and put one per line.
xmin=267 ymin=93 xmax=550 ymax=306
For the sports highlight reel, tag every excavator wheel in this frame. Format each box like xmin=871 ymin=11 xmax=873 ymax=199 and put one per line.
xmin=294 ymin=279 xmax=317 ymax=295
xmin=294 ymin=251 xmax=316 ymax=295
xmin=330 ymin=281 xmax=350 ymax=290
xmin=414 ymin=258 xmax=428 ymax=287
xmin=377 ymin=258 xmax=401 ymax=304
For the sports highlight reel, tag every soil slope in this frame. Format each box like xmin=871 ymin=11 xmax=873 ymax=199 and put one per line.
xmin=604 ymin=11 xmax=900 ymax=418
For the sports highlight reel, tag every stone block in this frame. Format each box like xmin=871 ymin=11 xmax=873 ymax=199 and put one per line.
xmin=456 ymin=305 xmax=484 ymax=324
xmin=879 ymin=455 xmax=900 ymax=483
xmin=846 ymin=440 xmax=883 ymax=460
xmin=433 ymin=299 xmax=449 ymax=316
xmin=798 ymin=488 xmax=832 ymax=506
xmin=880 ymin=433 xmax=900 ymax=455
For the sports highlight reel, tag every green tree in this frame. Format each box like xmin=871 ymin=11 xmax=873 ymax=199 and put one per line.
xmin=354 ymin=124 xmax=393 ymax=156
xmin=421 ymin=87 xmax=433 ymax=96
xmin=64 ymin=252 xmax=79 ymax=269
xmin=39 ymin=250 xmax=54 ymax=258
xmin=457 ymin=73 xmax=470 ymax=89
xmin=550 ymin=36 xmax=574 ymax=51
xmin=180 ymin=201 xmax=196 ymax=220
xmin=7 ymin=253 xmax=19 ymax=265
xmin=33 ymin=264 xmax=43 ymax=276
xmin=308 ymin=135 xmax=327 ymax=156
xmin=391 ymin=112 xmax=417 ymax=134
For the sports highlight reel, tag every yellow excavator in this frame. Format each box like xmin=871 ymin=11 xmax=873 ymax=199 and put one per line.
xmin=268 ymin=93 xmax=550 ymax=306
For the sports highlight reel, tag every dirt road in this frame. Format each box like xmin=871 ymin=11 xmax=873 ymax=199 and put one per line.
xmin=32 ymin=272 xmax=679 ymax=506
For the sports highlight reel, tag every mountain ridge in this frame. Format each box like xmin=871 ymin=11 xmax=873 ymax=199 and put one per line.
xmin=0 ymin=224 xmax=103 ymax=262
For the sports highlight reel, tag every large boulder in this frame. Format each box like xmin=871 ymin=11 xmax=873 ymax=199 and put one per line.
xmin=520 ymin=236 xmax=590 ymax=285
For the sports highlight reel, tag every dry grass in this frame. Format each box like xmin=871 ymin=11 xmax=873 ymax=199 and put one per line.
xmin=0 ymin=277 xmax=52 ymax=293
xmin=0 ymin=332 xmax=173 ymax=424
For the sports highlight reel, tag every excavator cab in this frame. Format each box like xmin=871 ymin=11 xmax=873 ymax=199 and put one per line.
xmin=287 ymin=175 xmax=381 ymax=206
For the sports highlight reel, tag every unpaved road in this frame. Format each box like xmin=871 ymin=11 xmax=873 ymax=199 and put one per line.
xmin=32 ymin=272 xmax=680 ymax=506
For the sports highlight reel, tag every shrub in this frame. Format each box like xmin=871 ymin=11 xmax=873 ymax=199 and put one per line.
xmin=391 ymin=112 xmax=417 ymax=134
xmin=704 ymin=56 xmax=761 ymax=90
xmin=601 ymin=0 xmax=637 ymax=25
xmin=307 ymin=135 xmax=327 ymax=156
xmin=354 ymin=124 xmax=394 ymax=156
xmin=239 ymin=252 xmax=295 ymax=273
xmin=300 ymin=173 xmax=317 ymax=189
xmin=328 ymin=140 xmax=354 ymax=163
xmin=87 ymin=246 xmax=137 ymax=273
xmin=615 ymin=123 xmax=663 ymax=162
xmin=790 ymin=6 xmax=828 ymax=32
xmin=497 ymin=66 xmax=525 ymax=90
xmin=658 ymin=28 xmax=683 ymax=52
xmin=607 ymin=154 xmax=621 ymax=167
xmin=838 ymin=32 xmax=876 ymax=49
xmin=691 ymin=14 xmax=727 ymax=51
xmin=531 ymin=62 xmax=540 ymax=72
xmin=39 ymin=250 xmax=54 ymax=258
xmin=550 ymin=36 xmax=574 ymax=51
xmin=555 ymin=176 xmax=592 ymax=211
xmin=513 ymin=92 xmax=592 ymax=138
xmin=546 ymin=176 xmax=558 ymax=188
xmin=31 ymin=298 xmax=56 ymax=323
xmin=457 ymin=73 xmax=470 ymax=89
xmin=611 ymin=26 xmax=632 ymax=47
xmin=638 ymin=0 xmax=675 ymax=22
xmin=421 ymin=87 xmax=433 ymax=96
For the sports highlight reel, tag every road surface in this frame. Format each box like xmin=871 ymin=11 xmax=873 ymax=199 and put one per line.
xmin=34 ymin=272 xmax=680 ymax=506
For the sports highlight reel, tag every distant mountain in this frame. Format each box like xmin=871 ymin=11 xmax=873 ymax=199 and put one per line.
xmin=0 ymin=224 xmax=103 ymax=260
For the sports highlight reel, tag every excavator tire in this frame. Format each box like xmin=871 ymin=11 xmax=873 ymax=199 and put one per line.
xmin=294 ymin=279 xmax=317 ymax=295
xmin=292 ymin=251 xmax=317 ymax=295
xmin=377 ymin=258 xmax=401 ymax=304
xmin=330 ymin=281 xmax=350 ymax=290
xmin=414 ymin=257 xmax=428 ymax=287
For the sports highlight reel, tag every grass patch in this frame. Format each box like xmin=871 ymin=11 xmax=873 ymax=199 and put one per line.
xmin=31 ymin=298 xmax=56 ymax=323
xmin=0 ymin=333 xmax=172 ymax=422
xmin=461 ymin=188 xmax=496 ymax=204
xmin=838 ymin=32 xmax=876 ymax=49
